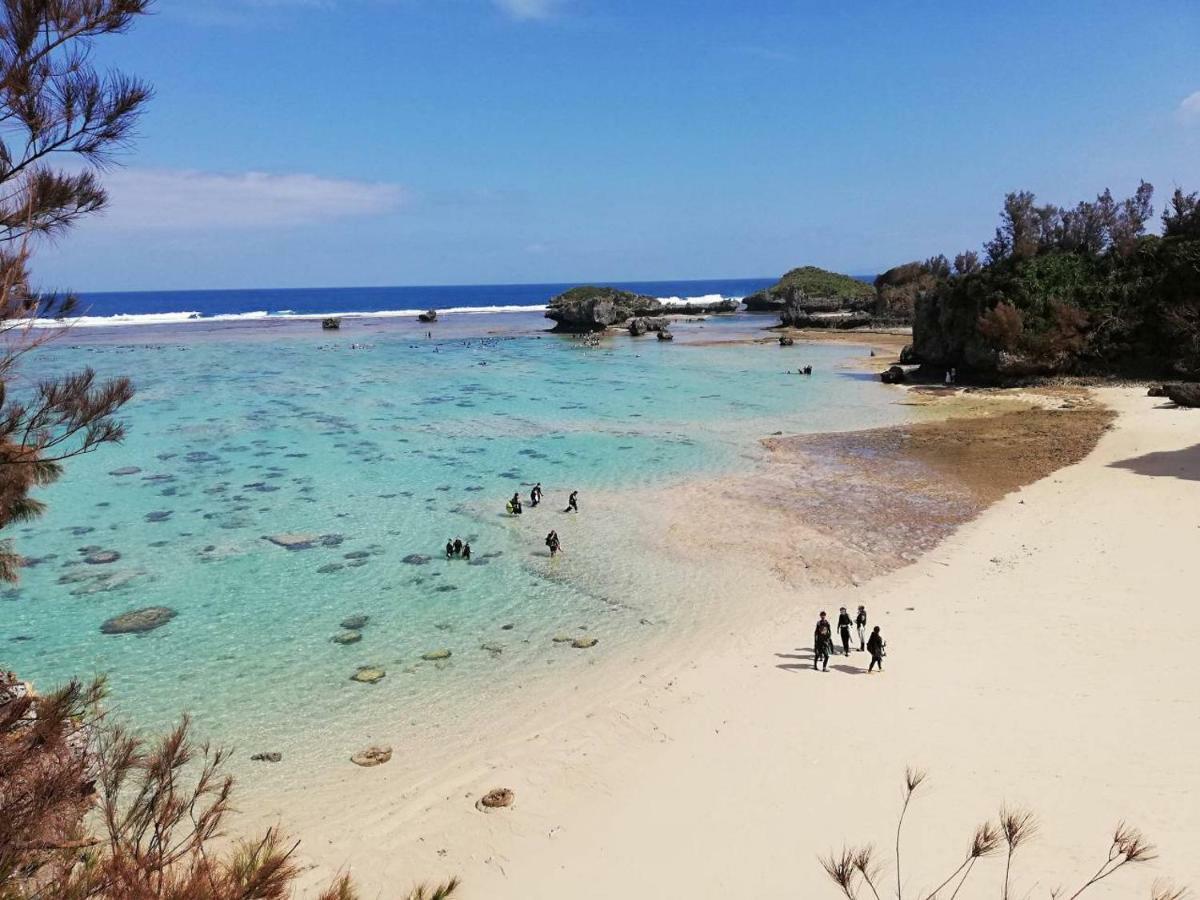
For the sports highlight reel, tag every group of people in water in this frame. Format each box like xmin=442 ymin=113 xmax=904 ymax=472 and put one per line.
xmin=500 ymin=483 xmax=580 ymax=559
xmin=812 ymin=606 xmax=886 ymax=672
xmin=788 ymin=365 xmax=814 ymax=376
xmin=506 ymin=484 xmax=579 ymax=516
xmin=444 ymin=537 xmax=472 ymax=560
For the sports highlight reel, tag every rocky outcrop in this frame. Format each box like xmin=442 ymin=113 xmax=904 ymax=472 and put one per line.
xmin=351 ymin=745 xmax=392 ymax=767
xmin=417 ymin=309 xmax=437 ymax=323
xmin=744 ymin=266 xmax=875 ymax=314
xmin=350 ymin=666 xmax=385 ymax=684
xmin=628 ymin=316 xmax=667 ymax=336
xmin=780 ymin=299 xmax=873 ymax=329
xmin=656 ymin=330 xmax=674 ymax=341
xmin=661 ymin=298 xmax=739 ymax=315
xmin=101 ymin=606 xmax=177 ymax=635
xmin=476 ymin=788 xmax=514 ymax=812
xmin=880 ymin=365 xmax=908 ymax=385
xmin=1166 ymin=383 xmax=1200 ymax=407
xmin=251 ymin=752 xmax=282 ymax=763
xmin=545 ymin=286 xmax=662 ymax=332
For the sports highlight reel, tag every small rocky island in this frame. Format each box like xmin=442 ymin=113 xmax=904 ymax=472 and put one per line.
xmin=744 ymin=266 xmax=879 ymax=328
xmin=545 ymin=285 xmax=736 ymax=332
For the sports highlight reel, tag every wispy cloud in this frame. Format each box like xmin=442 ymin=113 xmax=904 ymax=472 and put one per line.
xmin=96 ymin=169 xmax=405 ymax=230
xmin=1178 ymin=90 xmax=1200 ymax=124
xmin=492 ymin=0 xmax=563 ymax=20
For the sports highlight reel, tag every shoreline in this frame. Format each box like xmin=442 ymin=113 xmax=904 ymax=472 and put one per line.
xmin=235 ymin=386 xmax=1160 ymax=898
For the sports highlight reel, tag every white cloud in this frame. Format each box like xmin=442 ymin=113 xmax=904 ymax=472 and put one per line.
xmin=1178 ymin=90 xmax=1200 ymax=124
xmin=492 ymin=0 xmax=562 ymax=20
xmin=96 ymin=169 xmax=405 ymax=229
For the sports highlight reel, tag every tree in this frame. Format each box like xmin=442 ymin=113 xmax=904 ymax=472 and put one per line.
xmin=1162 ymin=188 xmax=1200 ymax=240
xmin=1 ymin=670 xmax=461 ymax=899
xmin=0 ymin=0 xmax=153 ymax=581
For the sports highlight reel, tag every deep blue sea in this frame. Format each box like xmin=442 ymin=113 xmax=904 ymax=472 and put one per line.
xmin=67 ymin=278 xmax=777 ymax=326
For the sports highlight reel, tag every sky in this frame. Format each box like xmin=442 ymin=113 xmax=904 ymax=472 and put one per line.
xmin=27 ymin=0 xmax=1200 ymax=292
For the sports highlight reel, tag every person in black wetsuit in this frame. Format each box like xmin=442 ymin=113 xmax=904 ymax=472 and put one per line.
xmin=813 ymin=612 xmax=832 ymax=671
xmin=867 ymin=626 xmax=885 ymax=672
xmin=445 ymin=539 xmax=455 ymax=559
xmin=855 ymin=605 xmax=867 ymax=651
xmin=837 ymin=607 xmax=853 ymax=656
xmin=565 ymin=490 xmax=579 ymax=513
xmin=453 ymin=538 xmax=463 ymax=557
xmin=461 ymin=542 xmax=471 ymax=560
xmin=530 ymin=483 xmax=542 ymax=507
xmin=545 ymin=530 xmax=560 ymax=557
xmin=510 ymin=492 xmax=523 ymax=515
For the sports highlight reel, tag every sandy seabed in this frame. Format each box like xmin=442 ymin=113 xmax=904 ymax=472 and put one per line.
xmin=239 ymin=384 xmax=1198 ymax=900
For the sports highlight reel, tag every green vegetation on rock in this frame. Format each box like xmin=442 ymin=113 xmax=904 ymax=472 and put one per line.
xmin=912 ymin=183 xmax=1200 ymax=379
xmin=744 ymin=266 xmax=875 ymax=312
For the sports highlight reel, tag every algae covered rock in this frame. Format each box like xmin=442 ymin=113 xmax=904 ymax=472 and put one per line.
xmin=571 ymin=637 xmax=599 ymax=649
xmin=340 ymin=614 xmax=370 ymax=630
xmin=101 ymin=606 xmax=177 ymax=635
xmin=351 ymin=745 xmax=393 ymax=767
xmin=350 ymin=666 xmax=386 ymax=684
xmin=333 ymin=630 xmax=362 ymax=645
xmin=476 ymin=787 xmax=514 ymax=812
xmin=420 ymin=649 xmax=452 ymax=661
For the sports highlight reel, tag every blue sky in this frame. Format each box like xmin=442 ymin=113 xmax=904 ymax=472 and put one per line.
xmin=31 ymin=0 xmax=1200 ymax=291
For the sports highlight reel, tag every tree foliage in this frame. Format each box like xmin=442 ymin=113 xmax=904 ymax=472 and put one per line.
xmin=0 ymin=0 xmax=153 ymax=581
xmin=913 ymin=180 xmax=1200 ymax=379
xmin=0 ymin=670 xmax=460 ymax=900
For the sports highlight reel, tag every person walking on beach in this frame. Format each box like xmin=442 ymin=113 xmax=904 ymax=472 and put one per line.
xmin=855 ymin=605 xmax=867 ymax=651
xmin=867 ymin=626 xmax=885 ymax=672
xmin=837 ymin=607 xmax=853 ymax=657
xmin=565 ymin=490 xmax=579 ymax=513
xmin=813 ymin=611 xmax=832 ymax=672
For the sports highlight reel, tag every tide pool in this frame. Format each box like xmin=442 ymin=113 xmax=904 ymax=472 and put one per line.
xmin=2 ymin=314 xmax=912 ymax=763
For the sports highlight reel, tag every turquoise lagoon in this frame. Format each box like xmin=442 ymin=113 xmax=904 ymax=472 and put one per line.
xmin=2 ymin=313 xmax=914 ymax=765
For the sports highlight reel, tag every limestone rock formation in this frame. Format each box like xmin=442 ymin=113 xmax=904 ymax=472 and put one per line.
xmin=544 ymin=286 xmax=662 ymax=332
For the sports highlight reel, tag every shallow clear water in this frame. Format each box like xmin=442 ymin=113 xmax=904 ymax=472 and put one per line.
xmin=1 ymin=313 xmax=912 ymax=761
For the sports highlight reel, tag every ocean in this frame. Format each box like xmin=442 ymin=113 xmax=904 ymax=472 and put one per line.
xmin=54 ymin=278 xmax=779 ymax=327
xmin=4 ymin=280 xmax=913 ymax=775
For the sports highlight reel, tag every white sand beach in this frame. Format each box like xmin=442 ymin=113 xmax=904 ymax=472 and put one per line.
xmin=268 ymin=387 xmax=1199 ymax=899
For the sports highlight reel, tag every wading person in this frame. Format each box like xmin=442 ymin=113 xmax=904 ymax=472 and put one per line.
xmin=565 ymin=490 xmax=579 ymax=513
xmin=837 ymin=607 xmax=852 ymax=657
xmin=813 ymin=611 xmax=832 ymax=672
xmin=445 ymin=539 xmax=455 ymax=559
xmin=545 ymin=530 xmax=560 ymax=557
xmin=530 ymin=482 xmax=542 ymax=507
xmin=461 ymin=542 xmax=471 ymax=561
xmin=855 ymin=605 xmax=867 ymax=651
xmin=867 ymin=626 xmax=885 ymax=672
